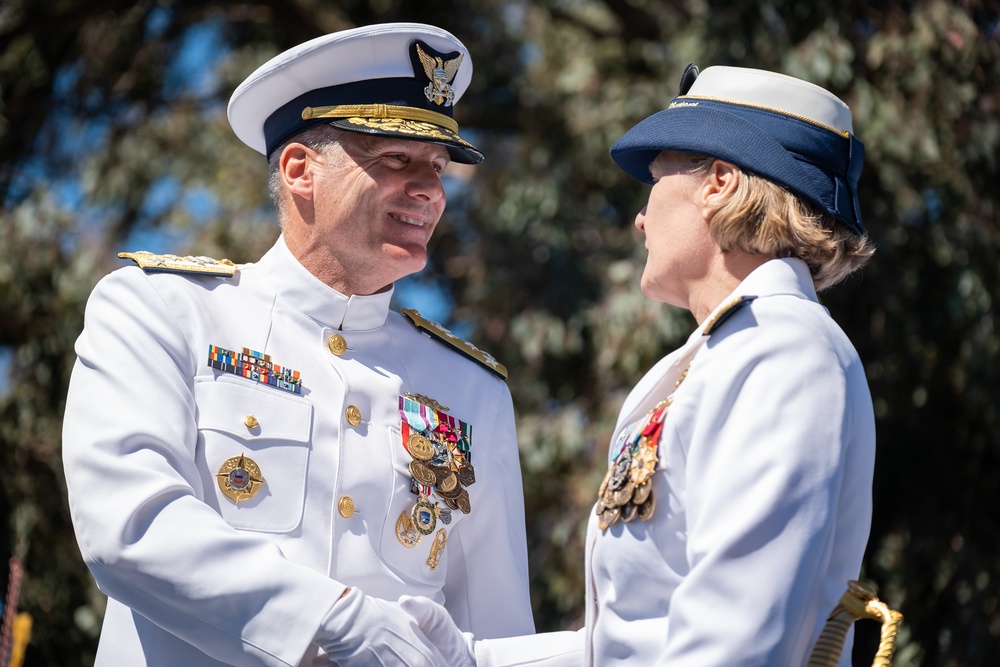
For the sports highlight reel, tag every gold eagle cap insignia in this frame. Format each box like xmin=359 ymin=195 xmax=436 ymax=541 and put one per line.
xmin=415 ymin=42 xmax=463 ymax=107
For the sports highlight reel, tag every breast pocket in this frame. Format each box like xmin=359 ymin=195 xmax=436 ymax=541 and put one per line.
xmin=378 ymin=425 xmax=464 ymax=587
xmin=194 ymin=376 xmax=313 ymax=533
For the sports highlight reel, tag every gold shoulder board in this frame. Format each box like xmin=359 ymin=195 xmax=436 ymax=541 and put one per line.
xmin=118 ymin=251 xmax=238 ymax=277
xmin=702 ymin=295 xmax=757 ymax=336
xmin=402 ymin=308 xmax=508 ymax=381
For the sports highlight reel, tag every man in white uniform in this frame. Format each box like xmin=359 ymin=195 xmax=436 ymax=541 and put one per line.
xmin=406 ymin=64 xmax=876 ymax=666
xmin=62 ymin=23 xmax=534 ymax=666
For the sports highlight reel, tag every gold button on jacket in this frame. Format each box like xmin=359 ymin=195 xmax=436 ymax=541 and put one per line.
xmin=338 ymin=496 xmax=355 ymax=518
xmin=345 ymin=405 xmax=362 ymax=427
xmin=327 ymin=334 xmax=347 ymax=356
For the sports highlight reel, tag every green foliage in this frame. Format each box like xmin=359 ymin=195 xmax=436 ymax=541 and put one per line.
xmin=2 ymin=0 xmax=999 ymax=664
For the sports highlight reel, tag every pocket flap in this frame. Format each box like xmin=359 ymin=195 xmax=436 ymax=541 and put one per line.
xmin=194 ymin=377 xmax=312 ymax=443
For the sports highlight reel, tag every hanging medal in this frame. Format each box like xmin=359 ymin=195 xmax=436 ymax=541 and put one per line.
xmin=395 ymin=512 xmax=422 ymax=548
xmin=398 ymin=394 xmax=475 ymax=561
xmin=427 ymin=529 xmax=448 ymax=570
xmin=597 ymin=364 xmax=690 ymax=530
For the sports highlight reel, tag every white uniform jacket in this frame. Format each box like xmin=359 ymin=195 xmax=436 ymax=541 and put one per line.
xmin=584 ymin=258 xmax=875 ymax=665
xmin=62 ymin=236 xmax=535 ymax=666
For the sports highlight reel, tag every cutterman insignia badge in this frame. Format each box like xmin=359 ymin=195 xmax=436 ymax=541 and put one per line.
xmin=216 ymin=453 xmax=264 ymax=504
xmin=426 ymin=528 xmax=447 ymax=570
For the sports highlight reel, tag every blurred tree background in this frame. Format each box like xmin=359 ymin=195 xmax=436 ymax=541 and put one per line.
xmin=1 ymin=0 xmax=998 ymax=664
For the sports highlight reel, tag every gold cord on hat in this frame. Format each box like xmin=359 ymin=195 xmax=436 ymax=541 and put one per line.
xmin=302 ymin=104 xmax=459 ymax=134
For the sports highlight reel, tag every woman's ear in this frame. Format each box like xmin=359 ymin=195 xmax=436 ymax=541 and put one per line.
xmin=702 ymin=159 xmax=740 ymax=209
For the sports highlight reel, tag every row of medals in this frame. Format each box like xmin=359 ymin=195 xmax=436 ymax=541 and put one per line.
xmin=396 ymin=429 xmax=476 ymax=568
xmin=596 ymin=409 xmax=661 ymax=530
xmin=596 ymin=365 xmax=689 ymax=531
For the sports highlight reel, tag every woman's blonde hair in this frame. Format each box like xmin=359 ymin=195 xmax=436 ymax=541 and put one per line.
xmin=681 ymin=152 xmax=874 ymax=291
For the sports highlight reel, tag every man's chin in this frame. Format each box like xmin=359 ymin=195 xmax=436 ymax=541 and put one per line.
xmin=379 ymin=250 xmax=429 ymax=284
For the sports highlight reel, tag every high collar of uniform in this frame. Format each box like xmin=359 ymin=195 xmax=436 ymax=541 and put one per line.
xmin=736 ymin=257 xmax=819 ymax=304
xmin=256 ymin=235 xmax=393 ymax=330
xmin=694 ymin=257 xmax=819 ymax=337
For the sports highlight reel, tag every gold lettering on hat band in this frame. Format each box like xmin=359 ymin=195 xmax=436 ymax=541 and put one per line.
xmin=301 ymin=104 xmax=459 ymax=134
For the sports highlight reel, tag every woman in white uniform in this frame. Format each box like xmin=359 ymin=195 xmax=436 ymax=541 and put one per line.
xmin=407 ymin=63 xmax=876 ymax=666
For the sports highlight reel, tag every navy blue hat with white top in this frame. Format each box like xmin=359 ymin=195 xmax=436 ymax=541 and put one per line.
xmin=228 ymin=23 xmax=483 ymax=164
xmin=610 ymin=64 xmax=865 ymax=235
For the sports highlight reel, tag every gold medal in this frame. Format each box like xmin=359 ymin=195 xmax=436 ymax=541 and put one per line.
xmin=436 ymin=479 xmax=463 ymax=499
xmin=596 ymin=376 xmax=685 ymax=531
xmin=411 ymin=497 xmax=438 ymax=535
xmin=632 ymin=479 xmax=652 ymax=506
xmin=426 ymin=528 xmax=447 ymax=570
xmin=409 ymin=460 xmax=438 ymax=486
xmin=598 ymin=467 xmax=612 ymax=498
xmin=437 ymin=470 xmax=459 ymax=493
xmin=637 ymin=492 xmax=656 ymax=521
xmin=408 ymin=434 xmax=434 ymax=461
xmin=457 ymin=463 xmax=476 ymax=487
xmin=598 ymin=506 xmax=620 ymax=531
xmin=395 ymin=511 xmax=422 ymax=548
xmin=611 ymin=480 xmax=636 ymax=507
xmin=631 ymin=443 xmax=658 ymax=486
xmin=455 ymin=488 xmax=471 ymax=514
xmin=216 ymin=453 xmax=264 ymax=504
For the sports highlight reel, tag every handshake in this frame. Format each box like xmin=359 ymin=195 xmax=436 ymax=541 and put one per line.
xmin=321 ymin=587 xmax=582 ymax=666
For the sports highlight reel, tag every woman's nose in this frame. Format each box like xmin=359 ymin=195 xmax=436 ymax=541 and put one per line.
xmin=634 ymin=206 xmax=648 ymax=232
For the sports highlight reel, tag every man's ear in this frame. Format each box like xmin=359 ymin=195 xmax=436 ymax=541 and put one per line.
xmin=702 ymin=159 xmax=740 ymax=210
xmin=281 ymin=143 xmax=315 ymax=200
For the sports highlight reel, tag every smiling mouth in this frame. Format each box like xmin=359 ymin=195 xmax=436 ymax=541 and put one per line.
xmin=389 ymin=212 xmax=427 ymax=227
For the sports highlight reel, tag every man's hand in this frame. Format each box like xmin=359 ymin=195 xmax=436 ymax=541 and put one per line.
xmin=399 ymin=595 xmax=476 ymax=666
xmin=402 ymin=595 xmax=587 ymax=667
xmin=320 ymin=587 xmax=448 ymax=666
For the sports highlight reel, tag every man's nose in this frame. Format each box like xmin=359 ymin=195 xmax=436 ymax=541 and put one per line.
xmin=405 ymin=162 xmax=445 ymax=202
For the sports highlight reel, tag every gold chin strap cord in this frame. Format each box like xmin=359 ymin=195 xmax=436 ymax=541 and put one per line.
xmin=806 ymin=580 xmax=904 ymax=667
